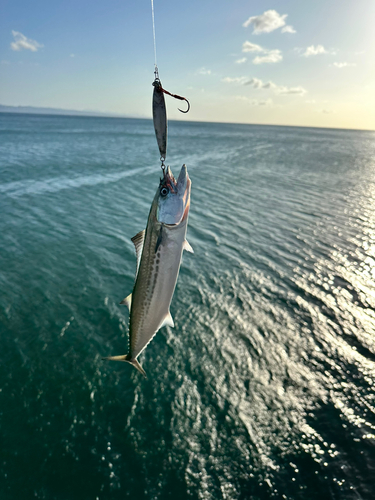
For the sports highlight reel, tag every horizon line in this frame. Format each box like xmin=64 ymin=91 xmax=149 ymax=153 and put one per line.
xmin=0 ymin=105 xmax=374 ymax=133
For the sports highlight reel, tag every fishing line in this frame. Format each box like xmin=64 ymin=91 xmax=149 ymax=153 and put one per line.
xmin=151 ymin=0 xmax=159 ymax=79
xmin=151 ymin=0 xmax=190 ymax=171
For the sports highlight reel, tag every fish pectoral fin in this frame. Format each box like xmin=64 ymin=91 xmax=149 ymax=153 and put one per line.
xmin=183 ymin=240 xmax=194 ymax=253
xmin=160 ymin=311 xmax=174 ymax=329
xmin=119 ymin=293 xmax=132 ymax=310
xmin=131 ymin=229 xmax=145 ymax=276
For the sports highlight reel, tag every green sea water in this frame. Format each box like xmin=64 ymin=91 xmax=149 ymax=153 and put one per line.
xmin=1 ymin=113 xmax=375 ymax=499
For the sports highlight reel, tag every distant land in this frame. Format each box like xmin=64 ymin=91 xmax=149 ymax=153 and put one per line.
xmin=0 ymin=104 xmax=146 ymax=119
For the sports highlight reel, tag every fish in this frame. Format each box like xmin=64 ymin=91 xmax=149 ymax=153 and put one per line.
xmin=152 ymin=79 xmax=167 ymax=161
xmin=105 ymin=164 xmax=193 ymax=377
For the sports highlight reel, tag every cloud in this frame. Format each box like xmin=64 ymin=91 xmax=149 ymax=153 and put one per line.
xmin=236 ymin=96 xmax=273 ymax=106
xmin=321 ymin=109 xmax=335 ymax=114
xmin=242 ymin=41 xmax=264 ymax=53
xmin=11 ymin=31 xmax=43 ymax=52
xmin=222 ymin=76 xmax=249 ymax=84
xmin=242 ymin=41 xmax=283 ymax=64
xmin=224 ymin=76 xmax=307 ymax=95
xmin=235 ymin=57 xmax=247 ymax=64
xmin=332 ymin=62 xmax=356 ymax=68
xmin=281 ymin=25 xmax=296 ymax=34
xmin=244 ymin=77 xmax=267 ymax=89
xmin=197 ymin=67 xmax=212 ymax=75
xmin=243 ymin=10 xmax=288 ymax=34
xmin=277 ymin=86 xmax=307 ymax=95
xmin=303 ymin=45 xmax=328 ymax=57
xmin=253 ymin=50 xmax=282 ymax=64
xmin=249 ymin=79 xmax=306 ymax=95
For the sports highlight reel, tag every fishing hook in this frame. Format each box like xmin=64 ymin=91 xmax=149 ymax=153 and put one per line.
xmin=161 ymin=88 xmax=190 ymax=114
xmin=177 ymin=98 xmax=190 ymax=114
xmin=152 ymin=78 xmax=190 ymax=113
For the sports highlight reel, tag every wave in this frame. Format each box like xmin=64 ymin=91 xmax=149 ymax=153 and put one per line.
xmin=0 ymin=165 xmax=157 ymax=198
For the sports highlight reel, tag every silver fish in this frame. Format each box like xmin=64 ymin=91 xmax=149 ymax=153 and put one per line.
xmin=152 ymin=79 xmax=167 ymax=160
xmin=105 ymin=164 xmax=193 ymax=377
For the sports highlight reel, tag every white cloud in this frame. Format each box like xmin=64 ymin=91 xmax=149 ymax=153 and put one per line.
xmin=242 ymin=41 xmax=283 ymax=64
xmin=277 ymin=86 xmax=307 ymax=95
xmin=242 ymin=41 xmax=264 ymax=53
xmin=235 ymin=57 xmax=247 ymax=64
xmin=197 ymin=67 xmax=212 ymax=75
xmin=225 ymin=76 xmax=307 ymax=95
xmin=236 ymin=96 xmax=273 ymax=106
xmin=245 ymin=77 xmax=267 ymax=89
xmin=261 ymin=81 xmax=276 ymax=90
xmin=281 ymin=25 xmax=296 ymax=34
xmin=305 ymin=100 xmax=316 ymax=104
xmin=321 ymin=109 xmax=335 ymax=114
xmin=253 ymin=50 xmax=282 ymax=64
xmin=332 ymin=62 xmax=356 ymax=68
xmin=243 ymin=10 xmax=287 ymax=34
xmin=222 ymin=76 xmax=248 ymax=84
xmin=11 ymin=31 xmax=43 ymax=52
xmin=303 ymin=45 xmax=328 ymax=57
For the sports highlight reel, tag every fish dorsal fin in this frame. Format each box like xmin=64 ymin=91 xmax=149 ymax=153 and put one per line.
xmin=131 ymin=229 xmax=145 ymax=275
xmin=160 ymin=311 xmax=174 ymax=329
xmin=119 ymin=293 xmax=132 ymax=310
xmin=183 ymin=240 xmax=194 ymax=253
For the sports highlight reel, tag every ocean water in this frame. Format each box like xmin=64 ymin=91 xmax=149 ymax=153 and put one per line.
xmin=1 ymin=112 xmax=375 ymax=500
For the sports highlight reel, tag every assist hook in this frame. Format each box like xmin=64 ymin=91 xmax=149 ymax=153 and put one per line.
xmin=160 ymin=86 xmax=190 ymax=114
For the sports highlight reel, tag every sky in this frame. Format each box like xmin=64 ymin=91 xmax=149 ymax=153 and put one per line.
xmin=0 ymin=0 xmax=374 ymax=130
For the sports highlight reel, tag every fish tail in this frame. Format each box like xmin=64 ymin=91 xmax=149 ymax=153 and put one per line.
xmin=103 ymin=354 xmax=147 ymax=378
xmin=128 ymin=358 xmax=147 ymax=378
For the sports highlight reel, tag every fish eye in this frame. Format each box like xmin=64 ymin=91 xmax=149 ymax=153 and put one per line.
xmin=160 ymin=186 xmax=169 ymax=197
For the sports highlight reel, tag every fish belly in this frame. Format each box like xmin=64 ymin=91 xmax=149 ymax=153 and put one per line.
xmin=130 ymin=224 xmax=186 ymax=359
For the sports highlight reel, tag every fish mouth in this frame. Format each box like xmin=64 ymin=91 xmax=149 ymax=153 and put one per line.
xmin=158 ymin=165 xmax=191 ymax=225
xmin=177 ymin=165 xmax=191 ymax=223
xmin=163 ymin=164 xmax=190 ymax=192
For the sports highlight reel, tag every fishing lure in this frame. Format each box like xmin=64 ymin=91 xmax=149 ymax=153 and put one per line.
xmin=152 ymin=70 xmax=190 ymax=167
xmin=152 ymin=77 xmax=167 ymax=163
